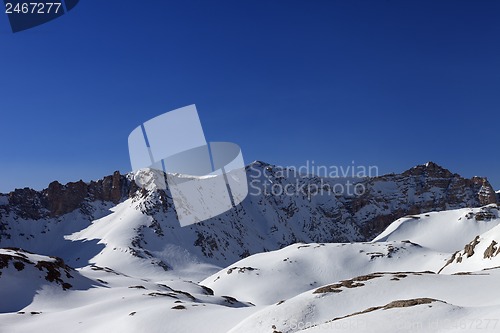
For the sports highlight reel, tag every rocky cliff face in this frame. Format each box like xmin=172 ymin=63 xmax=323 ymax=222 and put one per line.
xmin=0 ymin=162 xmax=497 ymax=265
xmin=354 ymin=162 xmax=497 ymax=239
xmin=4 ymin=171 xmax=138 ymax=220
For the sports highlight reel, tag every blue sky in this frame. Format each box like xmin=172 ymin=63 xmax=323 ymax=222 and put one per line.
xmin=0 ymin=0 xmax=499 ymax=192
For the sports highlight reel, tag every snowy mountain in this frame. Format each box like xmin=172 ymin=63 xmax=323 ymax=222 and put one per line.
xmin=0 ymin=161 xmax=495 ymax=269
xmin=0 ymin=161 xmax=499 ymax=332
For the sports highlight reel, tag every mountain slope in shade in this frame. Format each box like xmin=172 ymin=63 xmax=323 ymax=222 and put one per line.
xmin=0 ymin=251 xmax=256 ymax=333
xmin=0 ymin=248 xmax=94 ymax=312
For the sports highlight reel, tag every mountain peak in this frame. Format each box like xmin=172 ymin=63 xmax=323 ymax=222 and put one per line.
xmin=424 ymin=161 xmax=439 ymax=167
xmin=403 ymin=161 xmax=454 ymax=178
xmin=248 ymin=160 xmax=271 ymax=167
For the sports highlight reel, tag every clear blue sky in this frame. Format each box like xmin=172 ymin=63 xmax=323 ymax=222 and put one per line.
xmin=0 ymin=0 xmax=499 ymax=192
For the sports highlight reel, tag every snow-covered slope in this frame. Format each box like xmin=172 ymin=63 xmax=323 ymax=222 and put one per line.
xmin=0 ymin=255 xmax=256 ymax=333
xmin=438 ymin=206 xmax=500 ymax=274
xmin=201 ymin=241 xmax=447 ymax=305
xmin=0 ymin=248 xmax=94 ymax=312
xmin=370 ymin=204 xmax=500 ymax=274
xmin=228 ymin=269 xmax=500 ymax=333
xmin=373 ymin=205 xmax=500 ymax=252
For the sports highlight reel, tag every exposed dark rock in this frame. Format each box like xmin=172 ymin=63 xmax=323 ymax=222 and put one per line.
xmin=200 ymin=285 xmax=214 ymax=296
xmin=475 ymin=209 xmax=497 ymax=221
xmin=313 ymin=273 xmax=383 ymax=294
xmin=484 ymin=240 xmax=498 ymax=259
xmin=0 ymin=249 xmax=75 ymax=291
xmin=5 ymin=171 xmax=137 ymax=219
xmin=358 ymin=162 xmax=497 ymax=239
xmin=464 ymin=236 xmax=480 ymax=258
xmin=171 ymin=305 xmax=186 ymax=310
xmin=227 ymin=267 xmax=257 ymax=274
xmin=478 ymin=180 xmax=498 ymax=206
xmin=384 ymin=298 xmax=437 ymax=309
xmin=316 ymin=298 xmax=440 ymax=327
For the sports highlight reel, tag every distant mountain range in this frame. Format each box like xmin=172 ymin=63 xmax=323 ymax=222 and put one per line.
xmin=0 ymin=161 xmax=497 ymax=268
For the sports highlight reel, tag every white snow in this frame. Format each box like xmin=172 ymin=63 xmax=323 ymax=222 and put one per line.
xmin=373 ymin=206 xmax=500 ymax=252
xmin=228 ymin=270 xmax=500 ymax=333
xmin=1 ymin=176 xmax=500 ymax=333
xmin=202 ymin=241 xmax=447 ymax=305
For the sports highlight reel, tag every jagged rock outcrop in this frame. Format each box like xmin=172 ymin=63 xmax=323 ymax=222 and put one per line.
xmin=478 ymin=179 xmax=498 ymax=206
xmin=0 ymin=247 xmax=76 ymax=289
xmin=464 ymin=236 xmax=480 ymax=258
xmin=355 ymin=162 xmax=497 ymax=239
xmin=483 ymin=240 xmax=499 ymax=259
xmin=4 ymin=171 xmax=138 ymax=219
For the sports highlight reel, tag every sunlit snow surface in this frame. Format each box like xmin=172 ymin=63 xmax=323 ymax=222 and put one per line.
xmin=1 ymin=201 xmax=500 ymax=332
